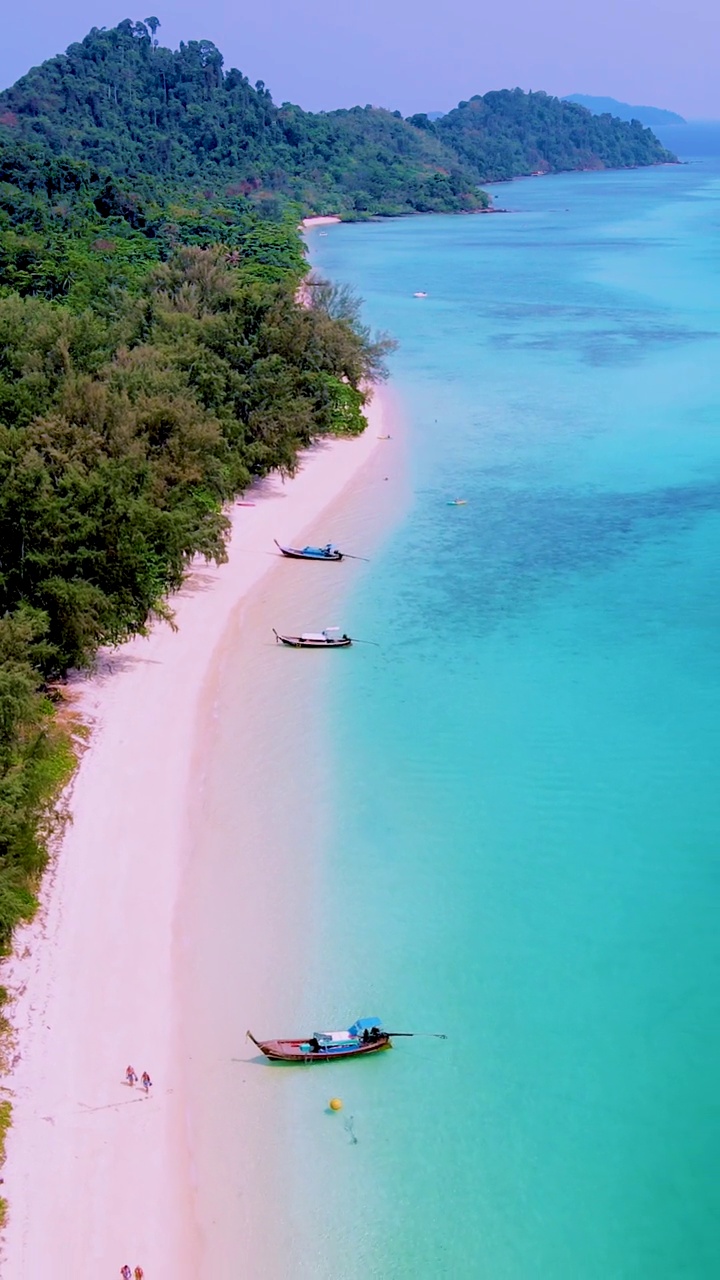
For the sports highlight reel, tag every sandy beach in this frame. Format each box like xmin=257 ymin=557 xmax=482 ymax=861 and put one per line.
xmin=301 ymin=215 xmax=342 ymax=228
xmin=0 ymin=387 xmax=401 ymax=1279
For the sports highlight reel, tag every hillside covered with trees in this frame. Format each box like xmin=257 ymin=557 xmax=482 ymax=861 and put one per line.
xmin=415 ymin=90 xmax=674 ymax=181
xmin=0 ymin=21 xmax=674 ymax=219
xmin=0 ymin=20 xmax=484 ymax=217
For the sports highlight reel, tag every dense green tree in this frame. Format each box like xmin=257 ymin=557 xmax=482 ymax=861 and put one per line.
xmin=0 ymin=607 xmax=72 ymax=952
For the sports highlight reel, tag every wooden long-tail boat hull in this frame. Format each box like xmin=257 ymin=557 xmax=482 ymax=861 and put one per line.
xmin=247 ymin=1030 xmax=391 ymax=1063
xmin=273 ymin=630 xmax=352 ymax=648
xmin=274 ymin=539 xmax=343 ymax=561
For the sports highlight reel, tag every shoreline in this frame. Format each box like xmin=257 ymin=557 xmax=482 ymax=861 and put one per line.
xmin=0 ymin=387 xmax=402 ymax=1278
xmin=179 ymin=384 xmax=408 ymax=1275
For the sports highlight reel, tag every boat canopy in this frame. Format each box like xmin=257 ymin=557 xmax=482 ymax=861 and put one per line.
xmin=348 ymin=1017 xmax=382 ymax=1036
xmin=306 ymin=628 xmax=341 ymax=641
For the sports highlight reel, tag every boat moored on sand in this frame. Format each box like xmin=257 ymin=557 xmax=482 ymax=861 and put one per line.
xmin=274 ymin=539 xmax=343 ymax=561
xmin=248 ymin=1018 xmax=391 ymax=1062
xmin=273 ymin=627 xmax=352 ymax=648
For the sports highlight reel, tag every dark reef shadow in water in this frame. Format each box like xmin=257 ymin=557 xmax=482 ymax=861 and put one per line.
xmin=489 ymin=323 xmax=718 ymax=367
xmin=391 ymin=474 xmax=720 ymax=640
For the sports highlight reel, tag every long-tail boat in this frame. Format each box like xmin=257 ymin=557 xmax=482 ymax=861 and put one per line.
xmin=247 ymin=1018 xmax=391 ymax=1063
xmin=274 ymin=539 xmax=343 ymax=561
xmin=273 ymin=627 xmax=352 ymax=648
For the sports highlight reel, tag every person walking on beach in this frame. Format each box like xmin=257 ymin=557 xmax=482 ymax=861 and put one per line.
xmin=125 ymin=1066 xmax=137 ymax=1088
xmin=120 ymin=1266 xmax=132 ymax=1280
xmin=141 ymin=1071 xmax=152 ymax=1094
xmin=134 ymin=1267 xmax=144 ymax=1279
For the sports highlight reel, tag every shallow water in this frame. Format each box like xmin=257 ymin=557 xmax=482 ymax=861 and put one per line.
xmin=282 ymin=161 xmax=720 ymax=1277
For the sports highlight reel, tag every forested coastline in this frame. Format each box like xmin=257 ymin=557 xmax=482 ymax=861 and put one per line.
xmin=0 ymin=16 xmax=676 ymax=960
xmin=0 ymin=132 xmax=393 ymax=958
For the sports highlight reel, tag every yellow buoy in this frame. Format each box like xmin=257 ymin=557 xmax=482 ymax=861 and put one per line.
xmin=329 ymin=1097 xmax=343 ymax=1112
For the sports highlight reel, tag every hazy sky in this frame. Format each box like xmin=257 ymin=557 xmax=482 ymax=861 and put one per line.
xmin=2 ymin=1 xmax=718 ymax=118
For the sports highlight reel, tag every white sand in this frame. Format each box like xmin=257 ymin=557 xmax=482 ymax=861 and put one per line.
xmin=0 ymin=392 xmax=393 ymax=1279
xmin=301 ymin=215 xmax=341 ymax=228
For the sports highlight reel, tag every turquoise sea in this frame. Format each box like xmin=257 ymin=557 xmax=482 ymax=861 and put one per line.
xmin=274 ymin=160 xmax=720 ymax=1277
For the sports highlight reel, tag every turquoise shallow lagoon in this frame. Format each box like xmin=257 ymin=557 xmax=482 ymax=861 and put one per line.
xmin=282 ymin=163 xmax=720 ymax=1277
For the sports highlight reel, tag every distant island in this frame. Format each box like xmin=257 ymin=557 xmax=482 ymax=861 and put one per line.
xmin=564 ymin=95 xmax=686 ymax=128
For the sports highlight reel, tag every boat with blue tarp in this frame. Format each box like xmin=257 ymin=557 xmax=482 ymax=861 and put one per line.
xmin=247 ymin=1017 xmax=390 ymax=1062
xmin=274 ymin=539 xmax=343 ymax=561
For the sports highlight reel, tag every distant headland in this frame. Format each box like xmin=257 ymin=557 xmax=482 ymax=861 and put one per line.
xmin=564 ymin=95 xmax=686 ymax=128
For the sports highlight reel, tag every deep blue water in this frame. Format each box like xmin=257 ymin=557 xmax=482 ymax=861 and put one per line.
xmin=656 ymin=122 xmax=720 ymax=158
xmin=288 ymin=159 xmax=720 ymax=1277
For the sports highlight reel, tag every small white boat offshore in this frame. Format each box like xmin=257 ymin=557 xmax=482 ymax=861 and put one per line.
xmin=413 ymin=291 xmax=428 ymax=298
